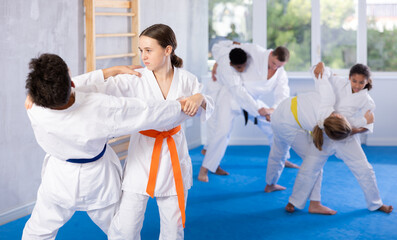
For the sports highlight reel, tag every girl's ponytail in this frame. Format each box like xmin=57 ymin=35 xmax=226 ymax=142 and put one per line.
xmin=171 ymin=53 xmax=183 ymax=68
xmin=312 ymin=125 xmax=324 ymax=151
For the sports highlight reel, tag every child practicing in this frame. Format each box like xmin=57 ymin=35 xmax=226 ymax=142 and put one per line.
xmin=72 ymin=24 xmax=213 ymax=239
xmin=264 ymin=63 xmax=353 ymax=203
xmin=285 ymin=62 xmax=393 ymax=214
xmin=22 ymin=53 xmax=188 ymax=239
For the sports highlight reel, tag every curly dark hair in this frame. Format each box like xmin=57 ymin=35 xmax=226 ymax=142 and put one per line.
xmin=25 ymin=53 xmax=71 ymax=108
xmin=229 ymin=48 xmax=247 ymax=65
xmin=349 ymin=63 xmax=372 ymax=91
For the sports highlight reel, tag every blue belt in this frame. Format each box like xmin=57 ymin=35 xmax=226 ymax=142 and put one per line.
xmin=66 ymin=145 xmax=107 ymax=164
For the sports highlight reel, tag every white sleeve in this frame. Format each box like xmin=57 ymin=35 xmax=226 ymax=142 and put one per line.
xmin=314 ymin=68 xmax=336 ymax=123
xmin=72 ymin=70 xmax=105 ymax=88
xmin=240 ymin=43 xmax=265 ymax=57
xmin=310 ymin=65 xmax=332 ymax=81
xmin=229 ymin=83 xmax=261 ymax=117
xmin=217 ymin=58 xmax=261 ymax=116
xmin=75 ymin=74 xmax=138 ymax=98
xmin=108 ymin=97 xmax=182 ymax=137
xmin=212 ymin=40 xmax=234 ymax=61
xmin=190 ymin=76 xmax=215 ymax=122
xmin=349 ymin=95 xmax=376 ymax=132
xmin=272 ymin=69 xmax=290 ymax=109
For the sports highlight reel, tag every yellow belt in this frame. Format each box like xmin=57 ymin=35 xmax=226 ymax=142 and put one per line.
xmin=291 ymin=96 xmax=302 ymax=128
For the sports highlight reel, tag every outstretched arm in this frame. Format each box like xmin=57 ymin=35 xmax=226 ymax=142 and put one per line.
xmin=73 ymin=65 xmax=143 ymax=88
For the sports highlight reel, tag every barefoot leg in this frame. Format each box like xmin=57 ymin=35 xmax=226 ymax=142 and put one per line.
xmin=215 ymin=166 xmax=229 ymax=175
xmin=264 ymin=184 xmax=286 ymax=193
xmin=378 ymin=205 xmax=393 ymax=214
xmin=198 ymin=167 xmax=209 ymax=182
xmin=285 ymin=202 xmax=295 ymax=213
xmin=201 ymin=148 xmax=207 ymax=155
xmin=308 ymin=201 xmax=337 ymax=215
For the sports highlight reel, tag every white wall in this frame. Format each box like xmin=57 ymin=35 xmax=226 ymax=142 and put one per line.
xmin=366 ymin=76 xmax=397 ymax=145
xmin=0 ymin=0 xmax=84 ymax=224
xmin=0 ymin=0 xmax=208 ymax=225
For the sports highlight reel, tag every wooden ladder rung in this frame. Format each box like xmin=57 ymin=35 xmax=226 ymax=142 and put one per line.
xmin=110 ymin=141 xmax=129 ymax=153
xmin=95 ymin=12 xmax=136 ymax=17
xmin=96 ymin=53 xmax=136 ymax=60
xmin=108 ymin=135 xmax=131 ymax=144
xmin=96 ymin=33 xmax=136 ymax=38
xmin=95 ymin=0 xmax=131 ymax=8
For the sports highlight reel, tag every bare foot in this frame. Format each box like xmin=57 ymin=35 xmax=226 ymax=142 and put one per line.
xmin=285 ymin=203 xmax=295 ymax=213
xmin=378 ymin=205 xmax=393 ymax=213
xmin=264 ymin=184 xmax=286 ymax=193
xmin=285 ymin=160 xmax=300 ymax=169
xmin=215 ymin=166 xmax=229 ymax=175
xmin=308 ymin=201 xmax=337 ymax=215
xmin=198 ymin=167 xmax=209 ymax=182
xmin=201 ymin=149 xmax=207 ymax=155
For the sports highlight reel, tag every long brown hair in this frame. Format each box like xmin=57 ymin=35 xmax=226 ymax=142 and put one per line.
xmin=140 ymin=24 xmax=183 ymax=68
xmin=312 ymin=115 xmax=352 ymax=150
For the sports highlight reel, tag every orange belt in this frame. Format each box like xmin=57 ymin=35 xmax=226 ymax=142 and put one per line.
xmin=139 ymin=125 xmax=186 ymax=228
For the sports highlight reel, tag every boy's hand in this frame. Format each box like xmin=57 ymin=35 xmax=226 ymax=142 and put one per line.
xmin=179 ymin=98 xmax=187 ymax=111
xmin=25 ymin=95 xmax=33 ymax=110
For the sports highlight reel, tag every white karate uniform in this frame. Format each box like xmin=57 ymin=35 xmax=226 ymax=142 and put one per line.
xmin=22 ymin=70 xmax=182 ymax=240
xmin=202 ymin=79 xmax=223 ymax=149
xmin=202 ymin=40 xmax=290 ymax=172
xmin=289 ymin=71 xmax=382 ymax=211
xmin=81 ymin=67 xmax=213 ymax=240
xmin=265 ymin=69 xmax=336 ymax=203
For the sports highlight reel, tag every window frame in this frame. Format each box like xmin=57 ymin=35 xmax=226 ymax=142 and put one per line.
xmin=250 ymin=0 xmax=397 ymax=76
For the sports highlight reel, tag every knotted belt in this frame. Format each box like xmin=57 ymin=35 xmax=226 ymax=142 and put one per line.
xmin=66 ymin=145 xmax=107 ymax=164
xmin=139 ymin=125 xmax=186 ymax=228
xmin=291 ymin=96 xmax=302 ymax=128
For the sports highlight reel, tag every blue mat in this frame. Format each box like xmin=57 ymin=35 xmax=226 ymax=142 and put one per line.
xmin=1 ymin=145 xmax=396 ymax=240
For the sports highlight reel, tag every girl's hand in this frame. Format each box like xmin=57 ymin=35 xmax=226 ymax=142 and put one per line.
xmin=364 ymin=110 xmax=374 ymax=124
xmin=183 ymin=94 xmax=204 ymax=116
xmin=351 ymin=127 xmax=368 ymax=135
xmin=314 ymin=62 xmax=325 ymax=79
xmin=102 ymin=65 xmax=143 ymax=79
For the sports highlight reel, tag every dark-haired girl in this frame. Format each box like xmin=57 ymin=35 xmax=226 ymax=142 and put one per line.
xmin=286 ymin=62 xmax=392 ymax=215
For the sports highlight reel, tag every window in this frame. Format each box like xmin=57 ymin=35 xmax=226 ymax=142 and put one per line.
xmin=267 ymin=0 xmax=311 ymax=71
xmin=208 ymin=0 xmax=397 ymax=73
xmin=208 ymin=0 xmax=253 ymax=61
xmin=367 ymin=0 xmax=397 ymax=71
xmin=321 ymin=0 xmax=357 ymax=69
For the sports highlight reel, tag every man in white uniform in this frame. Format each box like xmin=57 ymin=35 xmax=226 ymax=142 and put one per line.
xmin=22 ymin=53 xmax=187 ymax=239
xmin=199 ymin=40 xmax=294 ymax=182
